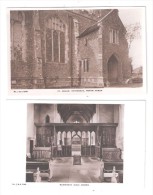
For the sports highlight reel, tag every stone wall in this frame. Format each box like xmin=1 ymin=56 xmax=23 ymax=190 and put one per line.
xmin=11 ymin=10 xmax=131 ymax=88
xmin=34 ymin=104 xmax=61 ymax=123
xmin=27 ymin=104 xmax=36 ymax=153
xmin=101 ymin=10 xmax=131 ymax=83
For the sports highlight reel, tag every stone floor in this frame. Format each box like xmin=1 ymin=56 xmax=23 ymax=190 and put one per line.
xmin=46 ymin=157 xmax=101 ymax=183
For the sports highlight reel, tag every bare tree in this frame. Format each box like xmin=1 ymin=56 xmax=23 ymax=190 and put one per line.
xmin=125 ymin=22 xmax=141 ymax=49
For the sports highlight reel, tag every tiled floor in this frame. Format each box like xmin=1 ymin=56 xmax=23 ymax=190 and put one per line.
xmin=48 ymin=157 xmax=101 ymax=183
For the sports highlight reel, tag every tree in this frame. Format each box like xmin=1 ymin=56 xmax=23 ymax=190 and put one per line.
xmin=125 ymin=22 xmax=141 ymax=49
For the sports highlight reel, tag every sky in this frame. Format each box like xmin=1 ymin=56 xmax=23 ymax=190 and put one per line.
xmin=118 ymin=8 xmax=145 ymax=69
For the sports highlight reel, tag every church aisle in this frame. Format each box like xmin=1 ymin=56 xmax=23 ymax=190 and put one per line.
xmin=50 ymin=157 xmax=101 ymax=183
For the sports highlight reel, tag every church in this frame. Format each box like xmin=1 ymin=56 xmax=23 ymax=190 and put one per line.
xmin=10 ymin=9 xmax=131 ymax=89
xmin=26 ymin=104 xmax=124 ymax=183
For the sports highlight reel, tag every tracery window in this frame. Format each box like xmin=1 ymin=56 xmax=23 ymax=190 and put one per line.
xmin=46 ymin=17 xmax=65 ymax=63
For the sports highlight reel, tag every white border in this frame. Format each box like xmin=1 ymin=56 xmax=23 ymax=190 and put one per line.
xmin=0 ymin=1 xmax=153 ymax=195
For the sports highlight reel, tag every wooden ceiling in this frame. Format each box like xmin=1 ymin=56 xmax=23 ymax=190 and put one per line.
xmin=57 ymin=104 xmax=96 ymax=123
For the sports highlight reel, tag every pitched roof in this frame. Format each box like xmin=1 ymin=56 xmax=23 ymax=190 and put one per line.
xmin=77 ymin=23 xmax=100 ymax=38
xmin=78 ymin=9 xmax=121 ymax=38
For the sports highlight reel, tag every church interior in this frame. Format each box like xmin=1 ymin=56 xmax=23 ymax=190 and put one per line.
xmin=26 ymin=104 xmax=124 ymax=183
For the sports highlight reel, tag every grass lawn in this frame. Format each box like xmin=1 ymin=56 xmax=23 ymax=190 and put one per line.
xmin=109 ymin=83 xmax=143 ymax=88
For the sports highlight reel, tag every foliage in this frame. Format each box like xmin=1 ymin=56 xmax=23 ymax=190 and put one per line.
xmin=14 ymin=44 xmax=22 ymax=61
xmin=125 ymin=22 xmax=141 ymax=49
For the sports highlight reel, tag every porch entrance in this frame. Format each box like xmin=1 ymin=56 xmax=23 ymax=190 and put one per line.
xmin=107 ymin=55 xmax=119 ymax=84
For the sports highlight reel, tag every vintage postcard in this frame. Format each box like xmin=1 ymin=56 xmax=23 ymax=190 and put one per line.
xmin=26 ymin=103 xmax=124 ymax=183
xmin=8 ymin=7 xmax=146 ymax=97
xmin=0 ymin=100 xmax=148 ymax=195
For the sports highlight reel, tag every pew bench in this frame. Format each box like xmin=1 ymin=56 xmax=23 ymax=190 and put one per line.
xmin=102 ymin=148 xmax=123 ymax=183
xmin=103 ymin=160 xmax=123 ymax=183
xmin=26 ymin=161 xmax=50 ymax=182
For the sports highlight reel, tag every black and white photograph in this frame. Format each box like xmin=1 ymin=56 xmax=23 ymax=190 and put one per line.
xmin=10 ymin=8 xmax=144 ymax=90
xmin=26 ymin=104 xmax=124 ymax=183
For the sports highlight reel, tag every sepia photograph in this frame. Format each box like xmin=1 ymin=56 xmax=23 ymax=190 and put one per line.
xmin=26 ymin=104 xmax=124 ymax=183
xmin=10 ymin=8 xmax=144 ymax=90
xmin=0 ymin=0 xmax=152 ymax=194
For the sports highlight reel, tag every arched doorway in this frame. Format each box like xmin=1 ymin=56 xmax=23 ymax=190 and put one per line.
xmin=107 ymin=55 xmax=119 ymax=83
xmin=72 ymin=134 xmax=81 ymax=156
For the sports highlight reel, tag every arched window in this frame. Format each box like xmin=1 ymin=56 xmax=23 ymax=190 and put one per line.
xmin=53 ymin=31 xmax=59 ymax=62
xmin=60 ymin=32 xmax=65 ymax=63
xmin=62 ymin=131 xmax=66 ymax=145
xmin=67 ymin=131 xmax=71 ymax=145
xmin=57 ymin=131 xmax=62 ymax=145
xmin=91 ymin=131 xmax=95 ymax=145
xmin=45 ymin=115 xmax=50 ymax=123
xmin=82 ymin=131 xmax=88 ymax=145
xmin=46 ymin=28 xmax=52 ymax=62
xmin=46 ymin=17 xmax=66 ymax=63
xmin=77 ymin=131 xmax=81 ymax=137
xmin=109 ymin=29 xmax=119 ymax=44
xmin=72 ymin=131 xmax=76 ymax=137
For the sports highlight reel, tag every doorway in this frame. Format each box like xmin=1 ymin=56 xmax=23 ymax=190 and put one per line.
xmin=107 ymin=55 xmax=119 ymax=84
xmin=72 ymin=134 xmax=81 ymax=156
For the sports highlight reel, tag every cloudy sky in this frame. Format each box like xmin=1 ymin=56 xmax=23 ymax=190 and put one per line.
xmin=118 ymin=8 xmax=145 ymax=69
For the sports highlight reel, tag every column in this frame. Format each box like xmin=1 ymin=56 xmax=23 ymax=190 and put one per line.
xmin=90 ymin=131 xmax=91 ymax=156
xmin=32 ymin=11 xmax=45 ymax=88
xmin=97 ymin=23 xmax=104 ymax=87
xmin=66 ymin=131 xmax=67 ymax=156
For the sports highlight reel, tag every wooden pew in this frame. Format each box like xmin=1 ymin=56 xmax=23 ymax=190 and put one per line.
xmin=26 ymin=161 xmax=50 ymax=182
xmin=102 ymin=148 xmax=123 ymax=183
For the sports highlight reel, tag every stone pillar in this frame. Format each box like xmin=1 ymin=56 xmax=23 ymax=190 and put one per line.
xmin=115 ymin=105 xmax=124 ymax=159
xmin=97 ymin=23 xmax=104 ymax=87
xmin=72 ymin=18 xmax=80 ymax=87
xmin=32 ymin=11 xmax=45 ymax=88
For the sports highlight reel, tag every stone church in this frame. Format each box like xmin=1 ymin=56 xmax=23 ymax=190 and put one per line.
xmin=11 ymin=9 xmax=131 ymax=89
xmin=26 ymin=104 xmax=124 ymax=183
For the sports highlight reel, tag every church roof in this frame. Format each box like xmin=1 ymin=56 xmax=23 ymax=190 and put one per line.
xmin=78 ymin=9 xmax=121 ymax=38
xmin=77 ymin=23 xmax=100 ymax=38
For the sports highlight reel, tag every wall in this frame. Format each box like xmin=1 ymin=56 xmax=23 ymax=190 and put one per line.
xmin=39 ymin=10 xmax=96 ymax=88
xmin=27 ymin=104 xmax=35 ymax=153
xmin=28 ymin=104 xmax=123 ymax=151
xmin=34 ymin=104 xmax=61 ymax=123
xmin=34 ymin=104 xmax=120 ymax=124
xmin=101 ymin=10 xmax=131 ymax=82
xmin=115 ymin=105 xmax=124 ymax=150
xmin=79 ymin=32 xmax=100 ymax=78
xmin=98 ymin=104 xmax=114 ymax=123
